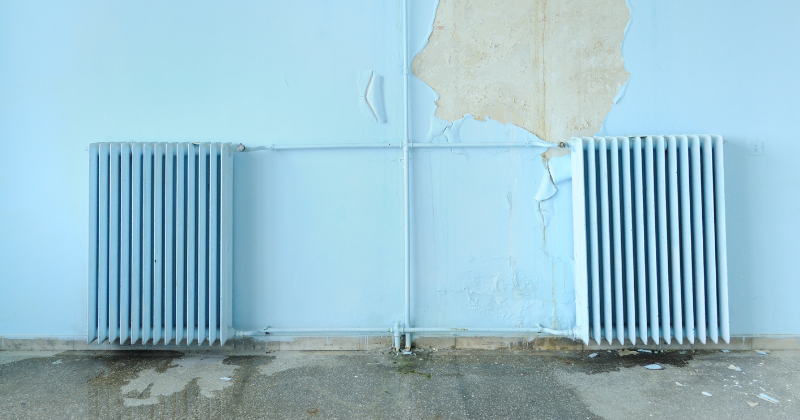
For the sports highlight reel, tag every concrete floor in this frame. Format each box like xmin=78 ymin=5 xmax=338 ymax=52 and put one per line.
xmin=0 ymin=348 xmax=798 ymax=419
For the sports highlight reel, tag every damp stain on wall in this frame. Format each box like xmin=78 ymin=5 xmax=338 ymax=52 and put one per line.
xmin=411 ymin=0 xmax=630 ymax=144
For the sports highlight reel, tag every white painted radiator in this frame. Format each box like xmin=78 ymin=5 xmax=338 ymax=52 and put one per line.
xmin=88 ymin=143 xmax=234 ymax=345
xmin=571 ymin=135 xmax=729 ymax=345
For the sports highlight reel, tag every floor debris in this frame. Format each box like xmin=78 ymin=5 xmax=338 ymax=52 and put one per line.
xmin=721 ymin=349 xmax=730 ymax=353
xmin=618 ymin=350 xmax=638 ymax=356
xmin=589 ymin=353 xmax=598 ymax=358
xmin=675 ymin=382 xmax=685 ymax=387
xmin=219 ymin=377 xmax=231 ymax=381
xmin=637 ymin=349 xmax=653 ymax=353
xmin=644 ymin=364 xmax=663 ymax=370
xmin=758 ymin=393 xmax=779 ymax=404
xmin=747 ymin=402 xmax=759 ymax=407
xmin=757 ymin=350 xmax=770 ymax=355
xmin=51 ymin=360 xmax=62 ymax=365
xmin=702 ymin=392 xmax=712 ymax=397
xmin=728 ymin=365 xmax=742 ymax=371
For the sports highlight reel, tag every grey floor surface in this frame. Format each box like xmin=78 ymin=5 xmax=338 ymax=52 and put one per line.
xmin=0 ymin=348 xmax=798 ymax=419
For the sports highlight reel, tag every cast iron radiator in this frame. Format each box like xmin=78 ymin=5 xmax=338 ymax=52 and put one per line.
xmin=570 ymin=135 xmax=729 ymax=345
xmin=88 ymin=143 xmax=233 ymax=345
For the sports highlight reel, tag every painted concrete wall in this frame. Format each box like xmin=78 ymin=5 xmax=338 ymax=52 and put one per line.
xmin=0 ymin=0 xmax=798 ymax=339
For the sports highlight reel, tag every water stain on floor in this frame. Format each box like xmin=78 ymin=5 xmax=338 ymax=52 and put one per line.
xmin=559 ymin=349 xmax=700 ymax=374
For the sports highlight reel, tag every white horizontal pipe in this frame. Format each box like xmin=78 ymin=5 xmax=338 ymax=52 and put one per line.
xmin=245 ymin=143 xmax=402 ymax=151
xmin=403 ymin=327 xmax=574 ymax=337
xmin=235 ymin=326 xmax=575 ymax=338
xmin=239 ymin=142 xmax=554 ymax=152
xmin=88 ymin=141 xmax=565 ymax=153
xmin=236 ymin=328 xmax=392 ymax=336
xmin=409 ymin=142 xmax=537 ymax=148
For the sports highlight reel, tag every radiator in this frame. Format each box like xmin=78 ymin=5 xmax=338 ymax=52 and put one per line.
xmin=571 ymin=135 xmax=729 ymax=345
xmin=88 ymin=142 xmax=234 ymax=345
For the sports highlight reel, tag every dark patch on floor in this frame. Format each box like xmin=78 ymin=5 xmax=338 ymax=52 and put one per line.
xmin=222 ymin=354 xmax=275 ymax=367
xmin=559 ymin=349 xmax=701 ymax=374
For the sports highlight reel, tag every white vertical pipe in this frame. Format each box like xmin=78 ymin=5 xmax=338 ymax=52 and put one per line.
xmin=632 ymin=137 xmax=647 ymax=344
xmin=702 ymin=135 xmax=719 ymax=344
xmin=678 ymin=136 xmax=695 ymax=344
xmin=403 ymin=143 xmax=411 ymax=350
xmin=402 ymin=0 xmax=412 ymax=350
xmin=586 ymin=138 xmax=601 ymax=344
xmin=620 ymin=137 xmax=636 ymax=345
xmin=655 ymin=136 xmax=670 ymax=344
xmin=667 ymin=136 xmax=683 ymax=344
xmin=690 ymin=135 xmax=707 ymax=344
xmin=394 ymin=322 xmax=402 ymax=350
xmin=713 ymin=135 xmax=730 ymax=344
xmin=609 ymin=137 xmax=624 ymax=345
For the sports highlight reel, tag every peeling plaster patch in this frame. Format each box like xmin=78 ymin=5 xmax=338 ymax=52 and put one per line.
xmin=412 ymin=0 xmax=630 ymax=143
xmin=121 ymin=355 xmax=237 ymax=406
xmin=357 ymin=71 xmax=387 ymax=123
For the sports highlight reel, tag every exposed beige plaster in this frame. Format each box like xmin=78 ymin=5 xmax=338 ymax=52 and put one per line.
xmin=412 ymin=0 xmax=629 ymax=143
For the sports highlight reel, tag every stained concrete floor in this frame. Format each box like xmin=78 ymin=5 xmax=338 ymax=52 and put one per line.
xmin=0 ymin=348 xmax=798 ymax=419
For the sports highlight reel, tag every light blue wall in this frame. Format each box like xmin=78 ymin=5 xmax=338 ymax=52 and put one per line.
xmin=0 ymin=0 xmax=797 ymax=339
